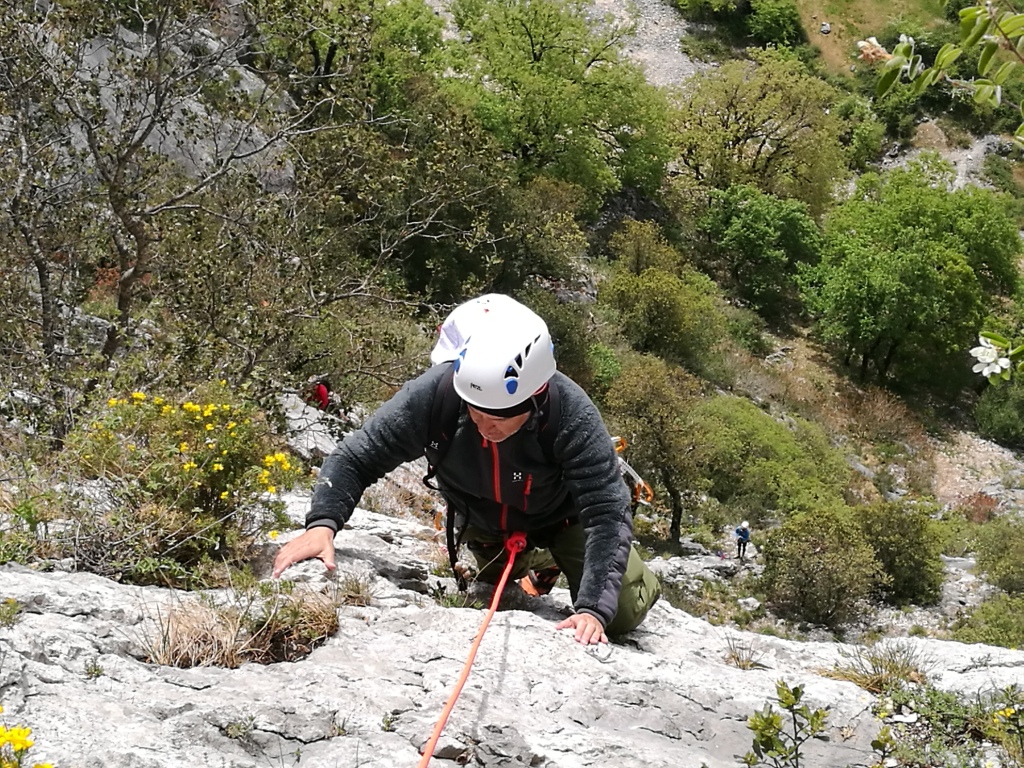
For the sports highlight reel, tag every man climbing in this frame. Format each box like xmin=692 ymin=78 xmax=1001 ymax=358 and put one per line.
xmin=305 ymin=378 xmax=331 ymax=411
xmin=273 ymin=296 xmax=661 ymax=645
xmin=735 ymin=520 xmax=751 ymax=561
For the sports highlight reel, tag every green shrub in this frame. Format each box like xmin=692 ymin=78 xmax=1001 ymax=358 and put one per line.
xmin=746 ymin=0 xmax=804 ymax=47
xmin=0 ymin=496 xmax=44 ymax=565
xmin=856 ymin=501 xmax=944 ymax=606
xmin=724 ymin=305 xmax=772 ymax=356
xmin=954 ymin=594 xmax=1024 ymax=648
xmin=870 ymin=81 xmax=920 ymax=141
xmin=587 ymin=343 xmax=622 ymax=402
xmin=599 ymin=266 xmax=727 ymax=373
xmin=760 ymin=506 xmax=885 ymax=628
xmin=976 ymin=377 xmax=1024 ymax=448
xmin=834 ymin=96 xmax=885 ymax=170
xmin=520 ymin=285 xmax=596 ymax=389
xmin=690 ymin=395 xmax=850 ymax=521
xmin=697 ymin=185 xmax=822 ymax=323
xmin=673 ymin=0 xmax=744 ymax=21
xmin=883 ymin=683 xmax=997 ymax=765
xmin=975 ymin=517 xmax=1024 ymax=594
xmin=933 ymin=508 xmax=982 ymax=556
xmin=58 ymin=382 xmax=303 ymax=587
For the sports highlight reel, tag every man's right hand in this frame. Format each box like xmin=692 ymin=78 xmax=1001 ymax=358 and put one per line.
xmin=272 ymin=526 xmax=337 ymax=578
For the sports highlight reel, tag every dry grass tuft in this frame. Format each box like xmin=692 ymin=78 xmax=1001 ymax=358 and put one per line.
xmin=144 ymin=581 xmax=342 ymax=668
xmin=337 ymin=572 xmax=376 ymax=607
xmin=147 ymin=600 xmax=248 ymax=668
xmin=820 ymin=640 xmax=933 ymax=694
xmin=723 ymin=635 xmax=767 ymax=670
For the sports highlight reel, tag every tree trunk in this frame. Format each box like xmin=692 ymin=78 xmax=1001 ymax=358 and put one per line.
xmin=660 ymin=466 xmax=684 ymax=545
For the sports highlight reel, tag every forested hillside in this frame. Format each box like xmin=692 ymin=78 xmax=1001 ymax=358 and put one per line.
xmin=5 ymin=0 xmax=1024 ymax=662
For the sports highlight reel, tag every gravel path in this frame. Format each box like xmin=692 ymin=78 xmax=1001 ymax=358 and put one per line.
xmin=590 ymin=0 xmax=706 ymax=88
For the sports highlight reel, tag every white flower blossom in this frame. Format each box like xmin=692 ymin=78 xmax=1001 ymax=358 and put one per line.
xmin=970 ymin=337 xmax=1011 ymax=377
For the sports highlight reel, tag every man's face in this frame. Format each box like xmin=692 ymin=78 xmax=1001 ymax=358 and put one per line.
xmin=467 ymin=406 xmax=531 ymax=443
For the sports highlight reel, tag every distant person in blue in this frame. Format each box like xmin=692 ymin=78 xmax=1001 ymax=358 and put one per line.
xmin=735 ymin=521 xmax=750 ymax=561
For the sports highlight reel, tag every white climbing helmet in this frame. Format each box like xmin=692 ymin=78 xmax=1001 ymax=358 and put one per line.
xmin=451 ymin=299 xmax=556 ymax=413
xmin=430 ymin=293 xmax=522 ymax=366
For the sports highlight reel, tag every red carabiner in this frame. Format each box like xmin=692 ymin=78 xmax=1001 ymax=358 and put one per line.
xmin=505 ymin=531 xmax=527 ymax=554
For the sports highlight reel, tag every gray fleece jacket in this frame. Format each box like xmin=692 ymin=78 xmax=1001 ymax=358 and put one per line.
xmin=307 ymin=363 xmax=633 ymax=628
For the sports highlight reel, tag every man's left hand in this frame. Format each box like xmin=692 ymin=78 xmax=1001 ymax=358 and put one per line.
xmin=555 ymin=613 xmax=608 ymax=645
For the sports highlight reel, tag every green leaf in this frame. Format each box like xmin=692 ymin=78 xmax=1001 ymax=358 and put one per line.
xmin=877 ymin=67 xmax=901 ymax=98
xmin=1007 ymin=344 xmax=1024 ymax=358
xmin=974 ymin=83 xmax=998 ymax=107
xmin=998 ymin=12 xmax=1024 ymax=40
xmin=934 ymin=43 xmax=963 ymax=70
xmin=959 ymin=5 xmax=984 ymax=22
xmin=979 ymin=41 xmax=999 ymax=76
xmin=964 ymin=15 xmax=992 ymax=48
xmin=961 ymin=7 xmax=984 ymax=41
xmin=992 ymin=61 xmax=1018 ymax=85
xmin=892 ymin=41 xmax=915 ymax=59
xmin=981 ymin=331 xmax=1011 ymax=346
xmin=911 ymin=68 xmax=937 ymax=96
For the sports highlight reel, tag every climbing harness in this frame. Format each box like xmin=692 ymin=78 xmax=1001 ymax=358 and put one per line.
xmin=416 ymin=531 xmax=528 ymax=767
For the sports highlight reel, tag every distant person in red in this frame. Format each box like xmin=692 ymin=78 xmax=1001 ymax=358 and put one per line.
xmin=305 ymin=379 xmax=330 ymax=411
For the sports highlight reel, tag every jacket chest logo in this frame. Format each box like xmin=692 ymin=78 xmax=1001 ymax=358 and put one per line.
xmin=512 ymin=471 xmax=524 ymax=483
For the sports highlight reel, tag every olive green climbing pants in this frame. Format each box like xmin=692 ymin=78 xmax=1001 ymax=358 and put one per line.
xmin=462 ymin=520 xmax=661 ymax=636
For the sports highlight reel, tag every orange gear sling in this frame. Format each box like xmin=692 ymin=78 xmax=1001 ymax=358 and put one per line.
xmin=416 ymin=531 xmax=527 ymax=767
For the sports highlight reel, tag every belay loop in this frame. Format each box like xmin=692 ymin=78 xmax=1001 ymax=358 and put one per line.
xmin=416 ymin=531 xmax=529 ymax=767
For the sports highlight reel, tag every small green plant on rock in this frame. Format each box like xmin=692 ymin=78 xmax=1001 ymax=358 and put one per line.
xmin=989 ymin=685 xmax=1024 ymax=766
xmin=876 ymin=682 xmax=1017 ymax=766
xmin=84 ymin=658 xmax=104 ymax=680
xmin=0 ymin=599 xmax=21 ymax=629
xmin=743 ymin=680 xmax=829 ymax=768
xmin=225 ymin=714 xmax=256 ymax=740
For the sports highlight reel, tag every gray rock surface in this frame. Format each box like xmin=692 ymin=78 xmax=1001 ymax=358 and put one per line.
xmin=4 ymin=497 xmax=1024 ymax=768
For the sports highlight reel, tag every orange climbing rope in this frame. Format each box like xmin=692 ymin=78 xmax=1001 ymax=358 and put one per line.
xmin=416 ymin=531 xmax=527 ymax=767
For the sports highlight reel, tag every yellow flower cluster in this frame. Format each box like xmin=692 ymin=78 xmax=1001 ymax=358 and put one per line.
xmin=0 ymin=725 xmax=33 ymax=752
xmin=257 ymin=468 xmax=277 ymax=495
xmin=108 ymin=392 xmax=237 ymax=424
xmin=994 ymin=706 xmax=1017 ymax=725
xmin=0 ymin=709 xmax=51 ymax=767
xmin=263 ymin=452 xmax=292 ymax=471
